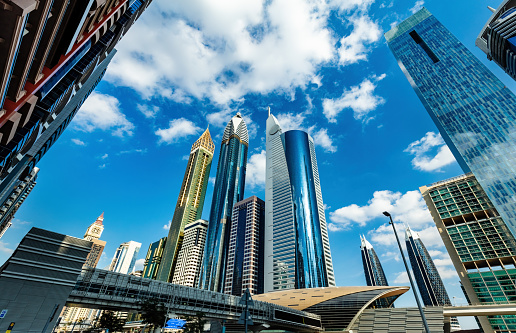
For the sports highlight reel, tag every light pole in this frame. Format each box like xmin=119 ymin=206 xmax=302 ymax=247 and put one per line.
xmin=382 ymin=211 xmax=431 ymax=333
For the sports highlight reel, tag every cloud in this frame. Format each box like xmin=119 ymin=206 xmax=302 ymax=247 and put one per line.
xmin=155 ymin=118 xmax=202 ymax=144
xmin=0 ymin=241 xmax=13 ymax=255
xmin=337 ymin=15 xmax=381 ymax=65
xmin=99 ymin=164 xmax=106 ymax=169
xmin=393 ymin=271 xmax=409 ymax=284
xmin=404 ymin=132 xmax=456 ymax=172
xmin=312 ymin=128 xmax=337 ymax=153
xmin=137 ymin=104 xmax=160 ymax=118
xmin=74 ymin=92 xmax=134 ymax=137
xmin=105 ymin=0 xmax=335 ymax=105
xmin=246 ymin=150 xmax=266 ymax=189
xmin=275 ymin=112 xmax=336 ymax=152
xmin=163 ymin=220 xmax=171 ymax=230
xmin=329 ymin=189 xmax=432 ymax=230
xmin=134 ymin=258 xmax=145 ymax=271
xmin=118 ymin=148 xmax=147 ymax=155
xmin=330 ymin=0 xmax=375 ymax=12
xmin=409 ymin=0 xmax=425 ymax=14
xmin=72 ymin=138 xmax=86 ymax=146
xmin=276 ymin=113 xmax=306 ymax=131
xmin=101 ymin=154 xmax=108 ymax=160
xmin=209 ymin=177 xmax=216 ymax=186
xmin=322 ymin=74 xmax=385 ymax=123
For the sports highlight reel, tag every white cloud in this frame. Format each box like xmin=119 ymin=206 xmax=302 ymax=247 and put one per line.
xmin=101 ymin=154 xmax=108 ymax=160
xmin=246 ymin=150 xmax=266 ymax=189
xmin=118 ymin=148 xmax=147 ymax=155
xmin=163 ymin=220 xmax=171 ymax=230
xmin=393 ymin=271 xmax=409 ymax=284
xmin=322 ymin=74 xmax=385 ymax=123
xmin=105 ymin=0 xmax=335 ymax=105
xmin=404 ymin=132 xmax=456 ymax=172
xmin=0 ymin=241 xmax=13 ymax=255
xmin=74 ymin=92 xmax=134 ymax=137
xmin=276 ymin=113 xmax=306 ymax=131
xmin=72 ymin=138 xmax=86 ymax=146
xmin=329 ymin=189 xmax=432 ymax=230
xmin=409 ymin=0 xmax=425 ymax=14
xmin=155 ymin=118 xmax=202 ymax=144
xmin=99 ymin=164 xmax=106 ymax=169
xmin=330 ymin=0 xmax=375 ymax=12
xmin=137 ymin=104 xmax=160 ymax=118
xmin=337 ymin=15 xmax=381 ymax=65
xmin=134 ymin=258 xmax=145 ymax=271
xmin=312 ymin=128 xmax=337 ymax=153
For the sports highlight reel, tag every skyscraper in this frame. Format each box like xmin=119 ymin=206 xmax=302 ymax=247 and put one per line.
xmin=385 ymin=8 xmax=516 ymax=239
xmin=142 ymin=237 xmax=167 ymax=280
xmin=0 ymin=0 xmax=153 ymax=238
xmin=420 ymin=173 xmax=516 ymax=332
xmin=360 ymin=235 xmax=388 ymax=287
xmin=108 ymin=240 xmax=141 ymax=274
xmin=477 ymin=2 xmax=516 ymax=81
xmin=157 ymin=128 xmax=214 ymax=282
xmin=224 ymin=196 xmax=265 ymax=296
xmin=264 ymin=110 xmax=335 ymax=292
xmin=172 ymin=219 xmax=208 ymax=287
xmin=405 ymin=226 xmax=460 ymax=330
xmin=199 ymin=113 xmax=249 ymax=292
xmin=83 ymin=212 xmax=106 ymax=269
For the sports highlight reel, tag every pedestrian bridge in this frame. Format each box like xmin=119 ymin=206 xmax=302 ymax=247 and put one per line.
xmin=66 ymin=268 xmax=322 ymax=332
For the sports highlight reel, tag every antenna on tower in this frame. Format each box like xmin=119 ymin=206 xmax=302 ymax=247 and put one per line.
xmin=488 ymin=6 xmax=496 ymax=13
xmin=268 ymin=106 xmax=271 ymax=116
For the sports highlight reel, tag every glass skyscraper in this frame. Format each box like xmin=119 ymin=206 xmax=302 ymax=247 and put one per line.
xmin=142 ymin=237 xmax=167 ymax=280
xmin=199 ymin=113 xmax=248 ymax=292
xmin=361 ymin=235 xmax=389 ymax=287
xmin=421 ymin=173 xmax=516 ymax=332
xmin=264 ymin=110 xmax=335 ymax=292
xmin=385 ymin=8 xmax=516 ymax=240
xmin=157 ymin=128 xmax=214 ymax=282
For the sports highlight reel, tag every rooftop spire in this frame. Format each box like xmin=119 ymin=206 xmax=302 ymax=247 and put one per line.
xmin=191 ymin=127 xmax=215 ymax=153
xmin=95 ymin=212 xmax=104 ymax=225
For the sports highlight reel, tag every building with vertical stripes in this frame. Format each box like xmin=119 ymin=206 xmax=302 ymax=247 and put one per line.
xmin=108 ymin=240 xmax=141 ymax=275
xmin=224 ymin=196 xmax=265 ymax=296
xmin=142 ymin=237 xmax=167 ymax=280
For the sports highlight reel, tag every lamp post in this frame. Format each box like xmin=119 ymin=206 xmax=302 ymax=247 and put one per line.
xmin=382 ymin=211 xmax=431 ymax=333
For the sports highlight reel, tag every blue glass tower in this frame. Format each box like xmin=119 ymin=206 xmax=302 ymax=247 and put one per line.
xmin=360 ymin=235 xmax=389 ymax=287
xmin=385 ymin=8 xmax=516 ymax=239
xmin=199 ymin=113 xmax=248 ymax=292
xmin=264 ymin=110 xmax=335 ymax=292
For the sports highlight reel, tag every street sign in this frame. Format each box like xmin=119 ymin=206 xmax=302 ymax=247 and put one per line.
xmin=237 ymin=310 xmax=254 ymax=326
xmin=239 ymin=288 xmax=254 ymax=307
xmin=165 ymin=318 xmax=186 ymax=329
xmin=0 ymin=310 xmax=7 ymax=319
xmin=5 ymin=322 xmax=14 ymax=333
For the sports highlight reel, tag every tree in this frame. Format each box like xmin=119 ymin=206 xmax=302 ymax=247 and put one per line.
xmin=96 ymin=311 xmax=124 ymax=332
xmin=138 ymin=299 xmax=168 ymax=330
xmin=183 ymin=312 xmax=207 ymax=333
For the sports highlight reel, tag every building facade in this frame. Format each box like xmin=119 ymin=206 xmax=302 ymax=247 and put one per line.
xmin=108 ymin=240 xmax=141 ymax=274
xmin=361 ymin=235 xmax=388 ymax=287
xmin=224 ymin=196 xmax=265 ymax=296
xmin=421 ymin=173 xmax=516 ymax=332
xmin=172 ymin=219 xmax=208 ymax=287
xmin=0 ymin=166 xmax=38 ymax=239
xmin=385 ymin=8 xmax=516 ymax=241
xmin=264 ymin=110 xmax=335 ymax=292
xmin=199 ymin=113 xmax=249 ymax=292
xmin=477 ymin=1 xmax=516 ymax=81
xmin=0 ymin=0 xmax=153 ymax=239
xmin=83 ymin=212 xmax=106 ymax=269
xmin=142 ymin=237 xmax=167 ymax=280
xmin=157 ymin=128 xmax=214 ymax=282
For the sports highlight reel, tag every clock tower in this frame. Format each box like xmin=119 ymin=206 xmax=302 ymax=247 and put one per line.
xmin=84 ymin=212 xmax=104 ymax=241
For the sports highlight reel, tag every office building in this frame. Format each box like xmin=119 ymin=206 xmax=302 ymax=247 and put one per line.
xmin=108 ymin=240 xmax=141 ymax=274
xmin=157 ymin=128 xmax=214 ymax=282
xmin=361 ymin=235 xmax=388 ymax=287
xmin=405 ymin=226 xmax=460 ymax=330
xmin=172 ymin=219 xmax=208 ymax=288
xmin=199 ymin=113 xmax=249 ymax=292
xmin=477 ymin=1 xmax=516 ymax=81
xmin=385 ymin=8 xmax=516 ymax=241
xmin=421 ymin=173 xmax=516 ymax=332
xmin=142 ymin=237 xmax=167 ymax=280
xmin=0 ymin=166 xmax=38 ymax=239
xmin=224 ymin=196 xmax=265 ymax=296
xmin=264 ymin=110 xmax=335 ymax=292
xmin=0 ymin=0 xmax=154 ymax=239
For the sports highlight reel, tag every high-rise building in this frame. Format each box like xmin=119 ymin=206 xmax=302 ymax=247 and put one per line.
xmin=199 ymin=113 xmax=249 ymax=292
xmin=264 ymin=110 xmax=335 ymax=292
xmin=0 ymin=166 xmax=38 ymax=239
xmin=83 ymin=213 xmax=106 ymax=269
xmin=0 ymin=0 xmax=154 ymax=239
xmin=360 ymin=235 xmax=388 ymax=287
xmin=420 ymin=173 xmax=516 ymax=332
xmin=224 ymin=196 xmax=265 ymax=296
xmin=108 ymin=240 xmax=141 ymax=274
xmin=157 ymin=128 xmax=214 ymax=282
xmin=405 ymin=226 xmax=460 ymax=330
xmin=172 ymin=219 xmax=208 ymax=287
xmin=142 ymin=237 xmax=167 ymax=280
xmin=385 ymin=8 xmax=516 ymax=240
xmin=477 ymin=2 xmax=516 ymax=81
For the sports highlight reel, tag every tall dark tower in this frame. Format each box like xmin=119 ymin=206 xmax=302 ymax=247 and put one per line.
xmin=360 ymin=235 xmax=388 ymax=287
xmin=199 ymin=113 xmax=248 ymax=292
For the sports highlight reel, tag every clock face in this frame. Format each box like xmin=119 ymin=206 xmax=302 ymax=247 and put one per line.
xmin=93 ymin=228 xmax=100 ymax=233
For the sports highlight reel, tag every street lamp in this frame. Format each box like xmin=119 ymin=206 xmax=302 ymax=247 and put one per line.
xmin=382 ymin=211 xmax=430 ymax=333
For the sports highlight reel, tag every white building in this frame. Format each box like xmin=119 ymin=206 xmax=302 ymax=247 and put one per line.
xmin=172 ymin=219 xmax=208 ymax=287
xmin=109 ymin=240 xmax=141 ymax=274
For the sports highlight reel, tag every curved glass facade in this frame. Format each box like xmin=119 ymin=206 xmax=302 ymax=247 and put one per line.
xmin=200 ymin=115 xmax=248 ymax=292
xmin=282 ymin=131 xmax=328 ymax=289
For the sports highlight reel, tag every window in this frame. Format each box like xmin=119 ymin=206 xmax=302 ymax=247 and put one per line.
xmin=409 ymin=30 xmax=440 ymax=63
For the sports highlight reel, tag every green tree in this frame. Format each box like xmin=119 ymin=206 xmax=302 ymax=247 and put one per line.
xmin=183 ymin=312 xmax=207 ymax=333
xmin=96 ymin=311 xmax=124 ymax=332
xmin=138 ymin=299 xmax=168 ymax=330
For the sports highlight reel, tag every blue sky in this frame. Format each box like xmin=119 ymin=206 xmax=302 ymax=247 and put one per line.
xmin=1 ymin=0 xmax=514 ymax=328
